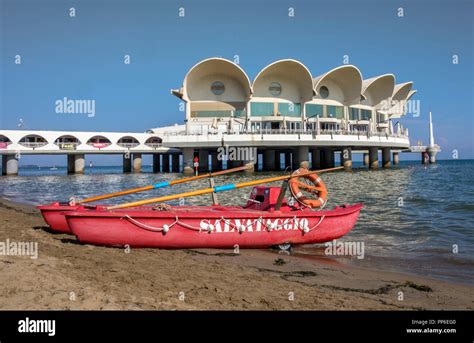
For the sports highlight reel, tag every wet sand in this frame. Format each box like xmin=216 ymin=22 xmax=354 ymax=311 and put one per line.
xmin=0 ymin=198 xmax=473 ymax=310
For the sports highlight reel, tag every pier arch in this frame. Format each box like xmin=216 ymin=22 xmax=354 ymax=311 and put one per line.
xmin=117 ymin=136 xmax=140 ymax=149
xmin=144 ymin=136 xmax=162 ymax=148
xmin=0 ymin=135 xmax=12 ymax=148
xmin=86 ymin=135 xmax=112 ymax=148
xmin=18 ymin=134 xmax=48 ymax=148
xmin=54 ymin=135 xmax=81 ymax=150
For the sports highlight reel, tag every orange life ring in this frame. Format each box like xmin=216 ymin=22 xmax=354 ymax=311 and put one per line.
xmin=288 ymin=168 xmax=328 ymax=208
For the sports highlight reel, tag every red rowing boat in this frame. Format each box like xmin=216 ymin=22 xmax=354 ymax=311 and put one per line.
xmin=37 ymin=165 xmax=254 ymax=234
xmin=37 ymin=203 xmax=81 ymax=234
xmin=37 ymin=203 xmax=114 ymax=234
xmin=65 ymin=186 xmax=363 ymax=249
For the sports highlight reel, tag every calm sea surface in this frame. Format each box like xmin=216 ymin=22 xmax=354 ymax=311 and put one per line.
xmin=1 ymin=160 xmax=473 ymax=284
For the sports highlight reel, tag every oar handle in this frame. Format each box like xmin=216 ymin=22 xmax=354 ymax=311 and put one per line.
xmin=107 ymin=166 xmax=343 ymax=210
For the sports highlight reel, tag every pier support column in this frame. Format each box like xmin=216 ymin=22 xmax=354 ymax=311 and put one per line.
xmin=133 ymin=153 xmax=142 ymax=173
xmin=369 ymin=147 xmax=378 ymax=169
xmin=275 ymin=151 xmax=282 ymax=171
xmin=294 ymin=146 xmax=309 ymax=169
xmin=153 ymin=154 xmax=161 ymax=173
xmin=341 ymin=147 xmax=352 ymax=171
xmin=381 ymin=148 xmax=391 ymax=168
xmin=66 ymin=154 xmax=85 ymax=174
xmin=67 ymin=154 xmax=75 ymax=174
xmin=171 ymin=154 xmax=180 ymax=172
xmin=310 ymin=149 xmax=321 ymax=169
xmin=392 ymin=152 xmax=399 ymax=165
xmin=321 ymin=149 xmax=335 ymax=169
xmin=363 ymin=153 xmax=369 ymax=166
xmin=198 ymin=150 xmax=209 ymax=172
xmin=210 ymin=151 xmax=222 ymax=172
xmin=2 ymin=155 xmax=18 ymax=176
xmin=427 ymin=147 xmax=437 ymax=164
xmin=263 ymin=149 xmax=275 ymax=171
xmin=123 ymin=154 xmax=132 ymax=173
xmin=162 ymin=154 xmax=170 ymax=173
xmin=422 ymin=152 xmax=429 ymax=164
xmin=76 ymin=154 xmax=85 ymax=174
xmin=182 ymin=148 xmax=194 ymax=175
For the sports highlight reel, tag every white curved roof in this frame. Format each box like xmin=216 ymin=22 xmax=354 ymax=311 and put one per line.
xmin=313 ymin=65 xmax=363 ymax=105
xmin=362 ymin=74 xmax=395 ymax=106
xmin=406 ymin=89 xmax=417 ymax=101
xmin=385 ymin=83 xmax=416 ymax=118
xmin=252 ymin=59 xmax=314 ymax=101
xmin=180 ymin=57 xmax=252 ymax=101
xmin=392 ymin=82 xmax=413 ymax=101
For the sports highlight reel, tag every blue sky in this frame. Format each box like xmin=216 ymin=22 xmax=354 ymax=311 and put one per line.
xmin=1 ymin=0 xmax=473 ymax=165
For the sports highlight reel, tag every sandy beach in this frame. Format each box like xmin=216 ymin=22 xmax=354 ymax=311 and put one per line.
xmin=0 ymin=198 xmax=473 ymax=310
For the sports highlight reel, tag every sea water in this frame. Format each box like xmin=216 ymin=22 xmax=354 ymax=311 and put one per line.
xmin=0 ymin=160 xmax=473 ymax=284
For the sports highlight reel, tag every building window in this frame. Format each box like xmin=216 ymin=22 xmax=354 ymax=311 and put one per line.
xmin=319 ymin=86 xmax=329 ymax=98
xmin=377 ymin=112 xmax=385 ymax=123
xmin=269 ymin=82 xmax=282 ymax=96
xmin=250 ymin=102 xmax=274 ymax=116
xmin=326 ymin=105 xmax=344 ymax=119
xmin=305 ymin=104 xmax=324 ymax=118
xmin=278 ymin=103 xmax=301 ymax=117
xmin=350 ymin=107 xmax=359 ymax=120
xmin=361 ymin=109 xmax=372 ymax=121
xmin=211 ymin=81 xmax=225 ymax=95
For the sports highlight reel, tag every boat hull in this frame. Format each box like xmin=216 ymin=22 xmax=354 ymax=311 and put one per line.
xmin=65 ymin=204 xmax=363 ymax=249
xmin=37 ymin=203 xmax=79 ymax=234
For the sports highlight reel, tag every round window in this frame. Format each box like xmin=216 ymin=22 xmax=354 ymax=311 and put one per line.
xmin=269 ymin=82 xmax=282 ymax=96
xmin=319 ymin=86 xmax=329 ymax=98
xmin=211 ymin=81 xmax=225 ymax=95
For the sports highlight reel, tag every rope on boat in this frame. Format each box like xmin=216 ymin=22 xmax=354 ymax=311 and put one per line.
xmin=121 ymin=214 xmax=326 ymax=235
xmin=178 ymin=220 xmax=211 ymax=232
xmin=121 ymin=215 xmax=213 ymax=233
xmin=121 ymin=215 xmax=178 ymax=233
xmin=305 ymin=215 xmax=326 ymax=233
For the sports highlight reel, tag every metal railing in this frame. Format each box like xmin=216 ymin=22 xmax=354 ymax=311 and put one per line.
xmin=145 ymin=143 xmax=163 ymax=148
xmin=117 ymin=143 xmax=140 ymax=148
xmin=164 ymin=128 xmax=408 ymax=139
xmin=19 ymin=142 xmax=48 ymax=148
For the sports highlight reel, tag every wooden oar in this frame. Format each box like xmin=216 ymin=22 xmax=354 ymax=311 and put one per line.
xmin=79 ymin=165 xmax=250 ymax=204
xmin=107 ymin=166 xmax=343 ymax=210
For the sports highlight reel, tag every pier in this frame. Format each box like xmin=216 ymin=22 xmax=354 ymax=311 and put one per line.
xmin=0 ymin=57 xmax=441 ymax=176
xmin=0 ymin=126 xmax=409 ymax=175
xmin=403 ymin=112 xmax=441 ymax=164
xmin=0 ymin=130 xmax=178 ymax=175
